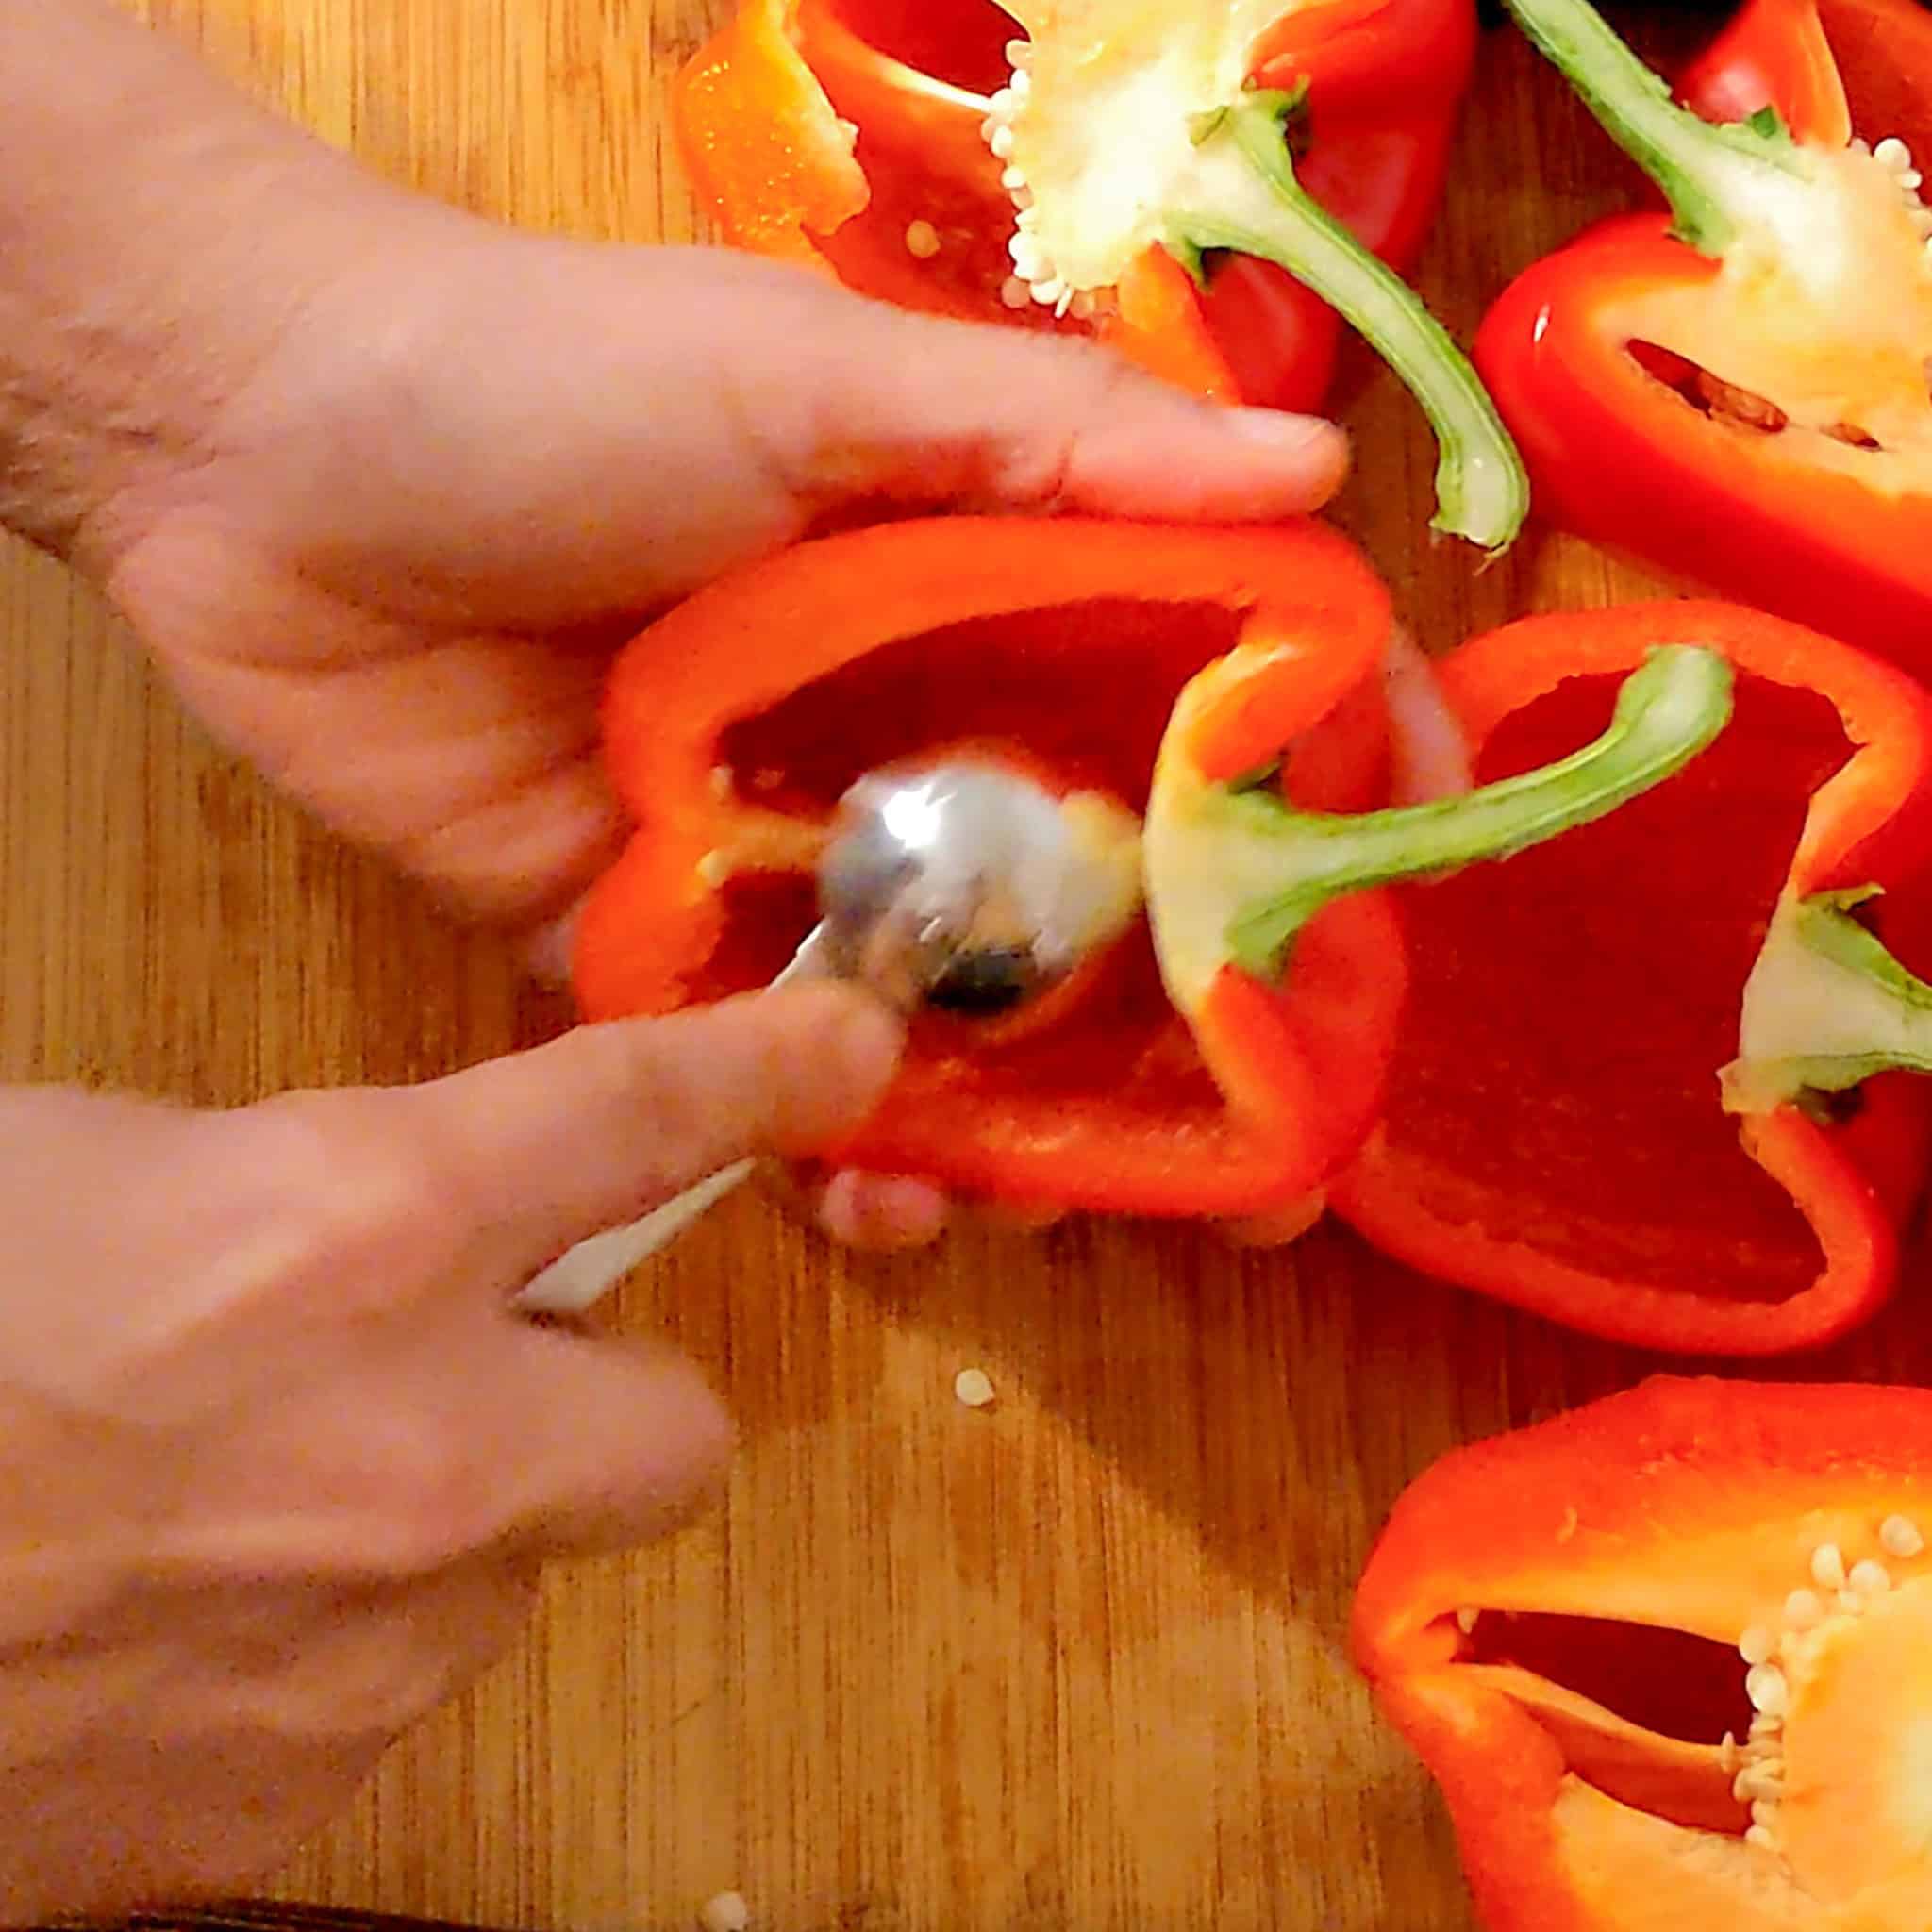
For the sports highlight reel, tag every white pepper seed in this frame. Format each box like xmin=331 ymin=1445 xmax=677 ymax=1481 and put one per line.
xmin=1745 ymin=1824 xmax=1777 ymax=1852
xmin=1783 ymin=1589 xmax=1824 ymax=1630
xmin=1877 ymin=1514 xmax=1924 ymax=1560
xmin=1850 ymin=1558 xmax=1892 ymax=1595
xmin=904 ymin=220 xmax=941 ymax=259
xmin=1882 ymin=1514 xmax=1925 ymax=1558
xmin=954 ymin=1368 xmax=996 ymax=1408
xmin=698 ymin=1894 xmax=750 ymax=1932
xmin=1739 ymin=1626 xmax=1774 ymax=1666
xmin=1811 ymin=1543 xmax=1847 ymax=1590
xmin=1746 ymin=1662 xmax=1790 ymax=1716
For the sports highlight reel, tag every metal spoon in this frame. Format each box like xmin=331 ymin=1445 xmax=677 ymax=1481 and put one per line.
xmin=516 ymin=759 xmax=1142 ymax=1312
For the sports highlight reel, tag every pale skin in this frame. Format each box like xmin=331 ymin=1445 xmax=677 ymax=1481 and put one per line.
xmin=0 ymin=0 xmax=1350 ymax=1913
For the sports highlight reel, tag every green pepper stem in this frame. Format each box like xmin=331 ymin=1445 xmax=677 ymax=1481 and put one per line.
xmin=1219 ymin=644 xmax=1733 ymax=977
xmin=1723 ymin=888 xmax=1932 ymax=1111
xmin=1500 ymin=0 xmax=1805 ymax=252
xmin=1168 ymin=92 xmax=1528 ymax=552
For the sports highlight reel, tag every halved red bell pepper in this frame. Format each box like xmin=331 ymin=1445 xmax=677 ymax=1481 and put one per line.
xmin=571 ymin=515 xmax=1407 ymax=1217
xmin=1474 ymin=0 xmax=1932 ymax=663
xmin=1332 ymin=599 xmax=1932 ymax=1355
xmin=675 ymin=0 xmax=1523 ymax=547
xmin=1354 ymin=1374 xmax=1932 ymax=1929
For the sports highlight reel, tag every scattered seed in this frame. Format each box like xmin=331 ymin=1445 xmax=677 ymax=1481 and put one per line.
xmin=1882 ymin=1514 xmax=1924 ymax=1558
xmin=1850 ymin=1557 xmax=1892 ymax=1595
xmin=1739 ymin=1626 xmax=1774 ymax=1666
xmin=1000 ymin=276 xmax=1032 ymax=309
xmin=904 ymin=220 xmax=941 ymax=259
xmin=1746 ymin=1662 xmax=1790 ymax=1717
xmin=1718 ymin=1731 xmax=1738 ymax=1774
xmin=954 ymin=1367 xmax=996 ymax=1408
xmin=709 ymin=763 xmax=735 ymax=800
xmin=1455 ymin=1607 xmax=1480 ymax=1635
xmin=1783 ymin=1589 xmax=1824 ymax=1630
xmin=699 ymin=1893 xmax=750 ymax=1932
xmin=1811 ymin=1543 xmax=1847 ymax=1590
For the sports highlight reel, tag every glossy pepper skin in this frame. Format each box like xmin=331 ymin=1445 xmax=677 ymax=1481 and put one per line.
xmin=1331 ymin=601 xmax=1932 ymax=1355
xmin=1474 ymin=0 xmax=1932 ymax=666
xmin=571 ymin=516 xmax=1407 ymax=1218
xmin=1354 ymin=1376 xmax=1932 ymax=1930
xmin=673 ymin=0 xmax=1476 ymax=413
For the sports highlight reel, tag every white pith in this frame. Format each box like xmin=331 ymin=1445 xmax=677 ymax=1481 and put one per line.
xmin=1621 ymin=133 xmax=1932 ymax=482
xmin=980 ymin=3 xmax=1286 ymax=309
xmin=1722 ymin=891 xmax=1927 ymax=1112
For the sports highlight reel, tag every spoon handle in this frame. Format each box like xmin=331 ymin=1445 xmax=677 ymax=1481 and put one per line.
xmin=515 ymin=924 xmax=836 ymax=1313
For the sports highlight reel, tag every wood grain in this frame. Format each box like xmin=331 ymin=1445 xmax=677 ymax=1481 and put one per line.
xmin=9 ymin=7 xmax=1927 ymax=1930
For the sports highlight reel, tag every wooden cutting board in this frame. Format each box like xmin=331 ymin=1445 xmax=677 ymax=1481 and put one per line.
xmin=10 ymin=6 xmax=1930 ymax=1929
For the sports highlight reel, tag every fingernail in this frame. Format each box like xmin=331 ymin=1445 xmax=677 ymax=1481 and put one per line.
xmin=1224 ymin=408 xmax=1348 ymax=453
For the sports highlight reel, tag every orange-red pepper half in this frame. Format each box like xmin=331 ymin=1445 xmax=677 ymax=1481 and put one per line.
xmin=572 ymin=516 xmax=1407 ymax=1217
xmin=674 ymin=0 xmax=1476 ymax=412
xmin=1355 ymin=1375 xmax=1932 ymax=1928
xmin=1474 ymin=0 xmax=1932 ymax=666
xmin=1332 ymin=600 xmax=1932 ymax=1355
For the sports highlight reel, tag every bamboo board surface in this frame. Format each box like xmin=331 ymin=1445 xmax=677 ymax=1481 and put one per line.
xmin=10 ymin=6 xmax=1932 ymax=1929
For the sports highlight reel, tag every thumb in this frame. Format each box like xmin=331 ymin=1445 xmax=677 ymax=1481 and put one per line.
xmin=756 ymin=268 xmax=1352 ymax=523
xmin=404 ymin=983 xmax=903 ymax=1288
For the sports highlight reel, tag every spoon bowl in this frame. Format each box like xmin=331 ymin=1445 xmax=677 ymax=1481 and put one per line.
xmin=516 ymin=757 xmax=1142 ymax=1310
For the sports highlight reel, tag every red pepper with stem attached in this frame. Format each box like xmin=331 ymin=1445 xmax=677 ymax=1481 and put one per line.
xmin=571 ymin=516 xmax=1406 ymax=1218
xmin=675 ymin=0 xmax=1475 ymax=413
xmin=1355 ymin=1376 xmax=1932 ymax=1929
xmin=1332 ymin=600 xmax=1932 ymax=1355
xmin=1474 ymin=0 xmax=1932 ymax=664
xmin=675 ymin=0 xmax=1525 ymax=552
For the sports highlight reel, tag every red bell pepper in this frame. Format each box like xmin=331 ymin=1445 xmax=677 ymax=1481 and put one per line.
xmin=571 ymin=515 xmax=1405 ymax=1216
xmin=1474 ymin=0 xmax=1932 ymax=663
xmin=1354 ymin=1375 xmax=1932 ymax=1929
xmin=1332 ymin=599 xmax=1932 ymax=1355
xmin=675 ymin=0 xmax=1524 ymax=548
xmin=570 ymin=519 xmax=1728 ymax=1216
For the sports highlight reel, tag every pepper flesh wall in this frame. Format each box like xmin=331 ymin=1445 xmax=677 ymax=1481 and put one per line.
xmin=1355 ymin=1378 xmax=1932 ymax=1929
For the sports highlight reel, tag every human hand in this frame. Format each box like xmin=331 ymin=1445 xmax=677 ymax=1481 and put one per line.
xmin=0 ymin=985 xmax=897 ymax=1920
xmin=96 ymin=229 xmax=1347 ymax=941
xmin=10 ymin=8 xmax=1346 ymax=1254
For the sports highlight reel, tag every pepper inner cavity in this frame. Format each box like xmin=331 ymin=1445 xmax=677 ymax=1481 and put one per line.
xmin=1457 ymin=1609 xmax=1757 ymax=1831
